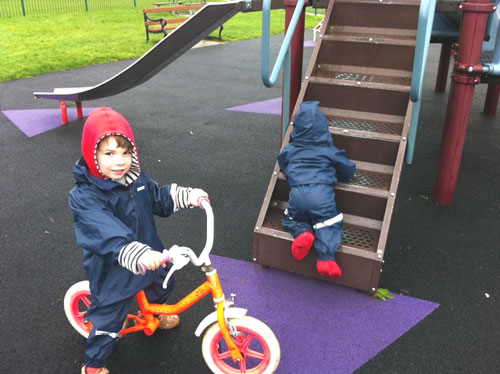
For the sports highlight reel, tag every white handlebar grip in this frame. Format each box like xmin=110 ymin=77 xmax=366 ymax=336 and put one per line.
xmin=198 ymin=198 xmax=210 ymax=210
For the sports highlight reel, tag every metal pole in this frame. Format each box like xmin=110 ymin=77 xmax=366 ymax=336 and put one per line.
xmin=432 ymin=0 xmax=496 ymax=205
xmin=283 ymin=0 xmax=305 ymax=121
xmin=483 ymin=83 xmax=500 ymax=115
xmin=434 ymin=42 xmax=453 ymax=92
xmin=20 ymin=0 xmax=26 ymax=16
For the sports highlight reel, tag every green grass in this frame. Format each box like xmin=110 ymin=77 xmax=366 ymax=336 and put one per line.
xmin=0 ymin=7 xmax=323 ymax=82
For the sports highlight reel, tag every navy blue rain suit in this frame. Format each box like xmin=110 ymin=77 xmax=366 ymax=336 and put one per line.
xmin=69 ymin=108 xmax=178 ymax=368
xmin=277 ymin=101 xmax=355 ymax=261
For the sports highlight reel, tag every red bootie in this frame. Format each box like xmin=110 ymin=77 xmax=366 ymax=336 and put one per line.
xmin=317 ymin=260 xmax=342 ymax=279
xmin=291 ymin=232 xmax=315 ymax=261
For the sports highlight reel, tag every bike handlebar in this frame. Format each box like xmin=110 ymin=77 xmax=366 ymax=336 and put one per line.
xmin=161 ymin=198 xmax=214 ymax=289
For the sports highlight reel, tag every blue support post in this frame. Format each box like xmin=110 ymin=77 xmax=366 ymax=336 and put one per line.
xmin=406 ymin=0 xmax=437 ymax=164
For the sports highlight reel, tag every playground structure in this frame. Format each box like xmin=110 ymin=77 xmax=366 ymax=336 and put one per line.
xmin=33 ymin=0 xmax=500 ymax=292
xmin=255 ymin=0 xmax=421 ymax=292
xmin=254 ymin=0 xmax=499 ymax=291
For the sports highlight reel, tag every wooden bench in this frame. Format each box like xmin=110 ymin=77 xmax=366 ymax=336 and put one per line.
xmin=143 ymin=5 xmax=206 ymax=42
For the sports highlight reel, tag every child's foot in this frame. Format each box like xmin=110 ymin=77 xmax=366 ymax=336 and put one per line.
xmin=81 ymin=366 xmax=109 ymax=374
xmin=317 ymin=260 xmax=342 ymax=279
xmin=158 ymin=314 xmax=180 ymax=330
xmin=291 ymin=232 xmax=315 ymax=261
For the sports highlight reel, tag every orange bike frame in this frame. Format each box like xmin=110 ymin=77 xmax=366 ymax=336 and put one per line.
xmin=120 ymin=269 xmax=243 ymax=362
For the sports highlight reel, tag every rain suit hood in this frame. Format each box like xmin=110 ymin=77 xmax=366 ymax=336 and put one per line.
xmin=81 ymin=107 xmax=140 ymax=185
xmin=278 ymin=101 xmax=355 ymax=187
xmin=290 ymin=101 xmax=333 ymax=146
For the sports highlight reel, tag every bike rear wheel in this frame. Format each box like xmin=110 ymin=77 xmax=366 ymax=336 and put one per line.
xmin=64 ymin=280 xmax=93 ymax=338
xmin=201 ymin=316 xmax=280 ymax=374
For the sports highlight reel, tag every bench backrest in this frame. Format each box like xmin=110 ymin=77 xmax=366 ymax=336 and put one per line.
xmin=143 ymin=5 xmax=204 ymax=14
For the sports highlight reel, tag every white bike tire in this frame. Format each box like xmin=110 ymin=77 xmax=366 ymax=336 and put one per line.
xmin=64 ymin=280 xmax=92 ymax=338
xmin=201 ymin=316 xmax=280 ymax=374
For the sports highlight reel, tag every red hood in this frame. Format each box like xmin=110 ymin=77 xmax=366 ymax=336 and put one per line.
xmin=81 ymin=107 xmax=140 ymax=181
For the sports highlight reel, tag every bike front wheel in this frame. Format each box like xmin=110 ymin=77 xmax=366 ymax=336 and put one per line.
xmin=201 ymin=316 xmax=280 ymax=374
xmin=63 ymin=280 xmax=93 ymax=338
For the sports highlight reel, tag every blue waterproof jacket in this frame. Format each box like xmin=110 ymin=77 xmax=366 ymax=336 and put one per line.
xmin=278 ymin=101 xmax=355 ymax=186
xmin=69 ymin=158 xmax=175 ymax=306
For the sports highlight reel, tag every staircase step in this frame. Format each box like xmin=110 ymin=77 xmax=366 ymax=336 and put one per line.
xmin=327 ymin=26 xmax=417 ymax=41
xmin=276 ymin=158 xmax=393 ymax=198
xmin=338 ymin=162 xmax=394 ymax=197
xmin=335 ymin=0 xmax=420 ymax=4
xmin=316 ymin=39 xmax=415 ymax=72
xmin=309 ymin=75 xmax=410 ymax=93
xmin=322 ymin=33 xmax=416 ymax=47
xmin=321 ymin=107 xmax=406 ymax=136
xmin=305 ymin=81 xmax=409 ymax=117
xmin=330 ymin=1 xmax=420 ymax=30
xmin=314 ymin=64 xmax=412 ymax=87
xmin=260 ymin=204 xmax=382 ymax=259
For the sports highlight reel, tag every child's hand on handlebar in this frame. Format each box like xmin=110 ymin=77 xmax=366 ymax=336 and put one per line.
xmin=189 ymin=189 xmax=208 ymax=207
xmin=137 ymin=249 xmax=169 ymax=273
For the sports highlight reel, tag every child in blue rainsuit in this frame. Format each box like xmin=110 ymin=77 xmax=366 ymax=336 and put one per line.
xmin=278 ymin=101 xmax=355 ymax=279
xmin=69 ymin=107 xmax=207 ymax=374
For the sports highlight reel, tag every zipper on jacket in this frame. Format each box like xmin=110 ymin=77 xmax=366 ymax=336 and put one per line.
xmin=129 ymin=187 xmax=144 ymax=242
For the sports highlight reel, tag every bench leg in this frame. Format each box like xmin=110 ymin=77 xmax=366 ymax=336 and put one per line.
xmin=76 ymin=101 xmax=83 ymax=118
xmin=218 ymin=25 xmax=223 ymax=41
xmin=59 ymin=101 xmax=68 ymax=124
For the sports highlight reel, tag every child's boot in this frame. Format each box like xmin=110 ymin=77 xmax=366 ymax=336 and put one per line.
xmin=81 ymin=366 xmax=109 ymax=374
xmin=291 ymin=231 xmax=315 ymax=261
xmin=158 ymin=314 xmax=180 ymax=330
xmin=317 ymin=260 xmax=342 ymax=279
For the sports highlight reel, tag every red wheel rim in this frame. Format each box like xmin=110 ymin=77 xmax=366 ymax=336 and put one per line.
xmin=70 ymin=290 xmax=93 ymax=334
xmin=209 ymin=325 xmax=272 ymax=373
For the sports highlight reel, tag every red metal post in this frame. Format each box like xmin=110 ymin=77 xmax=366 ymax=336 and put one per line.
xmin=284 ymin=0 xmax=306 ymax=120
xmin=483 ymin=83 xmax=500 ymax=115
xmin=59 ymin=101 xmax=68 ymax=124
xmin=433 ymin=0 xmax=496 ymax=205
xmin=76 ymin=101 xmax=83 ymax=118
xmin=434 ymin=42 xmax=453 ymax=92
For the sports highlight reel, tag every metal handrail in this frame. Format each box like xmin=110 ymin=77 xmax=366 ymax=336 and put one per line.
xmin=406 ymin=0 xmax=437 ymax=164
xmin=483 ymin=6 xmax=500 ymax=74
xmin=410 ymin=0 xmax=437 ymax=102
xmin=261 ymin=0 xmax=307 ymax=142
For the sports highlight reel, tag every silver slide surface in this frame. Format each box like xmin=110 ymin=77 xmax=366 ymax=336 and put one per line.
xmin=33 ymin=1 xmax=244 ymax=102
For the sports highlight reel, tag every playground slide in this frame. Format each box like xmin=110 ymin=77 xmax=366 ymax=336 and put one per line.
xmin=253 ymin=0 xmax=421 ymax=292
xmin=33 ymin=1 xmax=244 ymax=101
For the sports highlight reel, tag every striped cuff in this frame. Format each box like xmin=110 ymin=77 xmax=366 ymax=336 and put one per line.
xmin=118 ymin=241 xmax=152 ymax=274
xmin=170 ymin=183 xmax=193 ymax=211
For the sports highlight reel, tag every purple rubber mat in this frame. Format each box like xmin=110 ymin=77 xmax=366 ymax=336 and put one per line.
xmin=304 ymin=40 xmax=316 ymax=48
xmin=2 ymin=107 xmax=97 ymax=137
xmin=211 ymin=255 xmax=439 ymax=374
xmin=225 ymin=97 xmax=282 ymax=115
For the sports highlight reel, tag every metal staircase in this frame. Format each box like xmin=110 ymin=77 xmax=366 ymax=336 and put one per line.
xmin=253 ymin=0 xmax=421 ymax=292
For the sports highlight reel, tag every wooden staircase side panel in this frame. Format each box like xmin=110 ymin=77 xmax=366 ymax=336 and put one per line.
xmin=377 ymin=101 xmax=413 ymax=257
